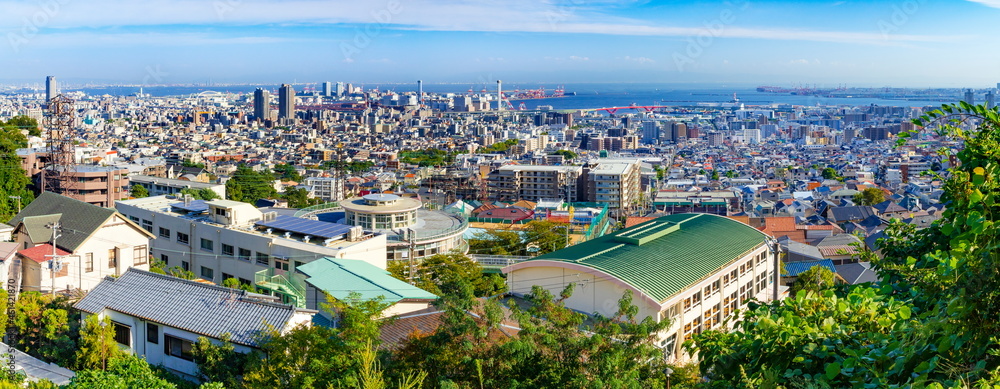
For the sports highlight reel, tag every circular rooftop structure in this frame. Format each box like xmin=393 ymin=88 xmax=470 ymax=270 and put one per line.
xmin=341 ymin=195 xmax=422 ymax=230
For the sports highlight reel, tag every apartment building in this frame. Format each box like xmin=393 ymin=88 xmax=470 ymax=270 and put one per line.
xmin=129 ymin=175 xmax=226 ymax=199
xmin=115 ymin=196 xmax=387 ymax=306
xmin=486 ymin=165 xmax=583 ymax=202
xmin=584 ymin=159 xmax=642 ymax=215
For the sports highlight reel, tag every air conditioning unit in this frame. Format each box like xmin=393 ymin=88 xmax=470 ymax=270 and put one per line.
xmin=347 ymin=226 xmax=364 ymax=241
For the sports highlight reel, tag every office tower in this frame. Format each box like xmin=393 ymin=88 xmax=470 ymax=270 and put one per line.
xmin=964 ymin=89 xmax=975 ymax=105
xmin=641 ymin=121 xmax=659 ymax=144
xmin=672 ymin=122 xmax=687 ymax=142
xmin=253 ymin=88 xmax=271 ymax=121
xmin=497 ymin=80 xmax=503 ymax=111
xmin=986 ymin=90 xmax=996 ymax=109
xmin=278 ymin=84 xmax=295 ymax=120
xmin=322 ymin=82 xmax=332 ymax=97
xmin=336 ymin=82 xmax=345 ymax=97
xmin=45 ymin=76 xmax=57 ymax=102
xmin=417 ymin=80 xmax=423 ymax=105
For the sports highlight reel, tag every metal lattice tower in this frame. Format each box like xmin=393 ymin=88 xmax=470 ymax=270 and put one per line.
xmin=43 ymin=95 xmax=77 ymax=195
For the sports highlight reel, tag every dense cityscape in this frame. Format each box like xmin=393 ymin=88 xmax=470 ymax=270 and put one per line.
xmin=2 ymin=0 xmax=1000 ymax=388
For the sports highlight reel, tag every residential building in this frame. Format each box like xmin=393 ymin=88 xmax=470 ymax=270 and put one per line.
xmin=115 ymin=196 xmax=388 ymax=306
xmin=303 ymin=176 xmax=345 ymax=202
xmin=253 ymin=88 xmax=271 ymax=122
xmin=17 ymin=149 xmax=130 ymax=207
xmin=45 ymin=76 xmax=57 ymax=102
xmin=584 ymin=159 xmax=642 ymax=215
xmin=279 ymin=84 xmax=295 ymax=121
xmin=486 ymin=165 xmax=583 ymax=202
xmin=74 ymin=269 xmax=315 ymax=380
xmin=503 ymin=213 xmax=778 ymax=363
xmin=129 ymin=175 xmax=226 ymax=199
xmin=8 ymin=192 xmax=153 ymax=294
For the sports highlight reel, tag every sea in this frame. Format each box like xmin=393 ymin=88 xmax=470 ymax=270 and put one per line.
xmin=71 ymin=83 xmax=955 ymax=110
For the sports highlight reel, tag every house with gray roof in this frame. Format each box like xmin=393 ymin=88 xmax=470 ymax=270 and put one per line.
xmin=74 ymin=269 xmax=316 ymax=379
xmin=8 ymin=192 xmax=154 ymax=294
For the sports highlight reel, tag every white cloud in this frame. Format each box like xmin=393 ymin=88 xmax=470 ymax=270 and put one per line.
xmin=0 ymin=0 xmax=964 ymax=47
xmin=790 ymin=59 xmax=809 ymax=65
xmin=569 ymin=55 xmax=589 ymax=61
xmin=965 ymin=0 xmax=1000 ymax=8
xmin=624 ymin=56 xmax=654 ymax=64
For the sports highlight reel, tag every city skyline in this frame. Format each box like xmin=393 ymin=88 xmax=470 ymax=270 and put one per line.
xmin=2 ymin=0 xmax=999 ymax=86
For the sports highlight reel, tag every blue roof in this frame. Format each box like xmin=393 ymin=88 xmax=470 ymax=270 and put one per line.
xmin=297 ymin=258 xmax=438 ymax=304
xmin=256 ymin=215 xmax=353 ymax=239
xmin=784 ymin=259 xmax=837 ymax=277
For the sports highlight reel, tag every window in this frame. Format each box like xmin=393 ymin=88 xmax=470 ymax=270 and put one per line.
xmin=239 ymin=277 xmax=252 ymax=287
xmin=141 ymin=219 xmax=153 ymax=233
xmin=222 ymin=273 xmax=233 ymax=281
xmin=164 ymin=335 xmax=194 ymax=361
xmin=238 ymin=248 xmax=251 ymax=262
xmin=200 ymin=238 xmax=214 ymax=252
xmin=112 ymin=321 xmax=131 ymax=347
xmin=222 ymin=244 xmax=234 ymax=257
xmin=215 ymin=207 xmax=227 ymax=216
xmin=161 ymin=254 xmax=169 ymax=265
xmin=134 ymin=245 xmax=147 ymax=265
xmin=256 ymin=252 xmax=269 ymax=266
xmin=129 ymin=215 xmax=139 ymax=223
xmin=275 ymin=257 xmax=289 ymax=271
xmin=85 ymin=253 xmax=94 ymax=273
xmin=181 ymin=261 xmax=189 ymax=272
xmin=201 ymin=266 xmax=214 ymax=280
xmin=177 ymin=232 xmax=189 ymax=245
xmin=147 ymin=323 xmax=159 ymax=344
xmin=159 ymin=227 xmax=171 ymax=239
xmin=108 ymin=249 xmax=118 ymax=268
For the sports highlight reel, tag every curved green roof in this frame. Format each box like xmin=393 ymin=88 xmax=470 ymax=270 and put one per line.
xmin=527 ymin=213 xmax=769 ymax=303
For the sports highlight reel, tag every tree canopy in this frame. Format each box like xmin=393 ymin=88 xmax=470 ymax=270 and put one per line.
xmin=225 ymin=165 xmax=277 ymax=203
xmin=853 ymin=187 xmax=886 ymax=206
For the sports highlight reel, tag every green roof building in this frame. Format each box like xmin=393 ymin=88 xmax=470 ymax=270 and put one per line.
xmin=503 ymin=213 xmax=778 ymax=362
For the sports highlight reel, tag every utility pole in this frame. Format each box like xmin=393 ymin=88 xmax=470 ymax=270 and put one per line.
xmin=45 ymin=222 xmax=62 ymax=296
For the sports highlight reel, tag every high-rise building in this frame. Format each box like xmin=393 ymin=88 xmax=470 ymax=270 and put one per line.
xmin=986 ymin=90 xmax=996 ymax=109
xmin=672 ymin=122 xmax=687 ymax=143
xmin=321 ymin=82 xmax=332 ymax=97
xmin=964 ymin=89 xmax=975 ymax=105
xmin=278 ymin=84 xmax=295 ymax=120
xmin=253 ymin=88 xmax=271 ymax=121
xmin=45 ymin=76 xmax=57 ymax=102
xmin=336 ymin=82 xmax=345 ymax=97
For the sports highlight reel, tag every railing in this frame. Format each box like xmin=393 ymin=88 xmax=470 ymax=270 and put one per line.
xmin=293 ymin=202 xmax=341 ymax=218
xmin=254 ymin=268 xmax=306 ymax=308
xmin=583 ymin=203 xmax=610 ymax=241
xmin=469 ymin=254 xmax=533 ymax=269
xmin=386 ymin=217 xmax=469 ymax=243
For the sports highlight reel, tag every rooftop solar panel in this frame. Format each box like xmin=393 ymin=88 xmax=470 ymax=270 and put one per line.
xmin=171 ymin=200 xmax=209 ymax=213
xmin=255 ymin=215 xmax=353 ymax=239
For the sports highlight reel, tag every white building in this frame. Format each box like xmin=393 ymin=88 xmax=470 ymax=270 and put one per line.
xmin=504 ymin=214 xmax=778 ymax=363
xmin=115 ymin=196 xmax=387 ymax=307
xmin=74 ymin=269 xmax=315 ymax=380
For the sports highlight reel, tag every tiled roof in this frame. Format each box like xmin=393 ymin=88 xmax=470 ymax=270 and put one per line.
xmin=9 ymin=192 xmax=128 ymax=253
xmin=74 ymin=269 xmax=304 ymax=347
xmin=519 ymin=214 xmax=769 ymax=303
xmin=18 ymin=244 xmax=70 ymax=263
xmin=297 ymin=258 xmax=437 ymax=304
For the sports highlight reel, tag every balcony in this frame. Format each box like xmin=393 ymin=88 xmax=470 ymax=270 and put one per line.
xmin=255 ymin=268 xmax=306 ymax=308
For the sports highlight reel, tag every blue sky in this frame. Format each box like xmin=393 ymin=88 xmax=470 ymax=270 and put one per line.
xmin=1 ymin=0 xmax=998 ymax=87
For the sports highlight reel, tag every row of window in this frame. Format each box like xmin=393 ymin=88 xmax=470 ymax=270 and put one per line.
xmin=682 ymin=252 xmax=769 ymax=315
xmin=112 ymin=321 xmax=194 ymax=361
xmin=75 ymin=246 xmax=147 ymax=274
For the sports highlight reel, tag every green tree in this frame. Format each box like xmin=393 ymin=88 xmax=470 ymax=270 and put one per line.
xmin=388 ymin=253 xmax=505 ymax=297
xmin=468 ymin=229 xmax=525 ymax=256
xmin=821 ymin=167 xmax=842 ymax=181
xmin=853 ymin=187 xmax=886 ymax=206
xmin=0 ymin=125 xmax=35 ymax=221
xmin=13 ymin=292 xmax=76 ymax=366
xmin=192 ymin=333 xmax=257 ymax=388
xmin=3 ymin=116 xmax=41 ymax=136
xmin=788 ymin=265 xmax=836 ymax=295
xmin=225 ymin=165 xmax=277 ymax=203
xmin=222 ymin=277 xmax=255 ymax=292
xmin=76 ymin=315 xmax=125 ymax=371
xmin=523 ymin=220 xmax=570 ymax=255
xmin=550 ymin=149 xmax=577 ymax=160
xmin=66 ymin=355 xmax=176 ymax=389
xmin=282 ymin=186 xmax=316 ymax=209
xmin=130 ymin=184 xmax=149 ymax=198
xmin=272 ymin=164 xmax=303 ymax=182
xmin=711 ymin=170 xmax=720 ymax=181
xmin=179 ymin=188 xmax=220 ymax=201
xmin=725 ymin=170 xmax=737 ymax=179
